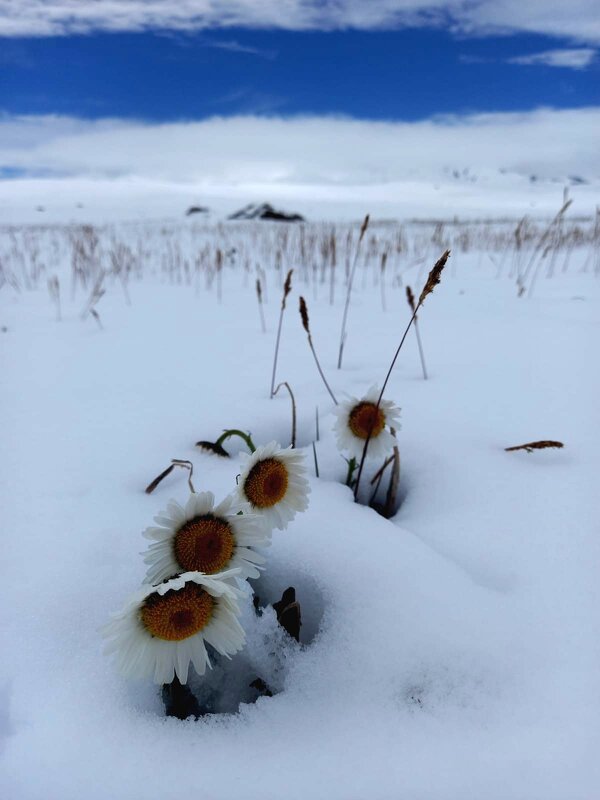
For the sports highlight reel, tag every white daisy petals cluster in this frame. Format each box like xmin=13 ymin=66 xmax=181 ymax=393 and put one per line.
xmin=102 ymin=571 xmax=245 ymax=684
xmin=142 ymin=491 xmax=269 ymax=585
xmin=238 ymin=442 xmax=310 ymax=531
xmin=103 ymin=441 xmax=310 ymax=685
xmin=333 ymin=385 xmax=401 ymax=461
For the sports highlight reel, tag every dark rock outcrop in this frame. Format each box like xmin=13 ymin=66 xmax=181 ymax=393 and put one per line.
xmin=228 ymin=203 xmax=304 ymax=222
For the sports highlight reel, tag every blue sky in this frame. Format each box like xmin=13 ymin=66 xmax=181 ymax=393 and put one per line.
xmin=1 ymin=27 xmax=598 ymax=121
xmin=0 ymin=1 xmax=599 ymax=204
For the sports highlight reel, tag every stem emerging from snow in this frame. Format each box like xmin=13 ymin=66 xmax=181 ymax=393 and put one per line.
xmin=353 ymin=250 xmax=449 ymax=499
xmin=270 ymin=269 xmax=293 ymax=397
xmin=273 ymin=382 xmax=297 ymax=448
xmin=215 ymin=429 xmax=257 ymax=454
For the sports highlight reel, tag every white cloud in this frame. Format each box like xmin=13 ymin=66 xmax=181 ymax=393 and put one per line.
xmin=0 ymin=1 xmax=599 ymax=44
xmin=1 ymin=108 xmax=598 ymax=186
xmin=508 ymin=48 xmax=597 ymax=69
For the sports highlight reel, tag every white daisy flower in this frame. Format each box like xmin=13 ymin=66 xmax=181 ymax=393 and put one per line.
xmin=333 ymin=385 xmax=401 ymax=460
xmin=238 ymin=441 xmax=310 ymax=531
xmin=142 ymin=491 xmax=270 ymax=585
xmin=102 ymin=570 xmax=245 ymax=684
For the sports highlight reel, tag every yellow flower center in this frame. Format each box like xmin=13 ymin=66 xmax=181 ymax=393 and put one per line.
xmin=173 ymin=515 xmax=235 ymax=574
xmin=140 ymin=583 xmax=214 ymax=641
xmin=244 ymin=458 xmax=289 ymax=508
xmin=348 ymin=402 xmax=386 ymax=439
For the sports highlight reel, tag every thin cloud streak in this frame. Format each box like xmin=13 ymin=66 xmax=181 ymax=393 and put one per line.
xmin=508 ymin=49 xmax=597 ymax=69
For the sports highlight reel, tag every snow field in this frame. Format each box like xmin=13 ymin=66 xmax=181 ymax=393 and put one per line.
xmin=1 ymin=220 xmax=599 ymax=799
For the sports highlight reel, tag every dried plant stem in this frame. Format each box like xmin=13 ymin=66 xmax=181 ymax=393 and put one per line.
xmin=47 ymin=276 xmax=61 ymax=321
xmin=312 ymin=441 xmax=320 ymax=478
xmin=370 ymin=454 xmax=395 ymax=487
xmin=255 ymin=278 xmax=266 ymax=333
xmin=406 ymin=285 xmax=427 ymax=380
xmin=315 ymin=406 xmax=320 ymax=441
xmin=274 ymin=381 xmax=297 ymax=448
xmin=380 ymin=251 xmax=388 ymax=312
xmin=354 ymin=250 xmax=449 ymax=499
xmin=337 ymin=214 xmax=369 ymax=369
xmin=413 ymin=319 xmax=428 ymax=380
xmin=369 ymin=455 xmax=394 ymax=506
xmin=145 ymin=459 xmax=195 ymax=495
xmin=270 ymin=269 xmax=293 ymax=398
xmin=505 ymin=440 xmax=564 ymax=453
xmin=382 ymin=432 xmax=401 ymax=518
xmin=299 ymin=296 xmax=338 ymax=405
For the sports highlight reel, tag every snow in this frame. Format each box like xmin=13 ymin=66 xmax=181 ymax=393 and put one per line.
xmin=1 ymin=215 xmax=599 ymax=799
xmin=1 ymin=172 xmax=599 ymax=225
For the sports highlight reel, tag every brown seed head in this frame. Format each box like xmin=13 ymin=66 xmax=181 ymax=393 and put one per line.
xmin=418 ymin=249 xmax=450 ymax=306
xmin=299 ymin=296 xmax=310 ymax=334
xmin=381 ymin=251 xmax=388 ymax=272
xmin=256 ymin=278 xmax=262 ymax=302
xmin=405 ymin=285 xmax=416 ymax=312
xmin=283 ymin=269 xmax=293 ymax=298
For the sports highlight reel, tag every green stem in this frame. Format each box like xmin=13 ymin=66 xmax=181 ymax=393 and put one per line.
xmin=215 ymin=429 xmax=257 ymax=454
xmin=345 ymin=457 xmax=358 ymax=488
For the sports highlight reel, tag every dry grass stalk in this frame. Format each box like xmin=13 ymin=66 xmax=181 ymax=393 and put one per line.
xmin=406 ymin=285 xmax=428 ymax=380
xmin=145 ymin=459 xmax=195 ymax=494
xmin=81 ymin=269 xmax=106 ymax=329
xmin=370 ymin=454 xmax=395 ymax=486
xmin=380 ymin=251 xmax=388 ymax=312
xmin=299 ymin=296 xmax=338 ymax=405
xmin=337 ymin=214 xmax=370 ymax=369
xmin=353 ymin=250 xmax=450 ymax=499
xmin=255 ymin=278 xmax=266 ymax=333
xmin=215 ymin=248 xmax=223 ymax=303
xmin=368 ymin=454 xmax=394 ymax=506
xmin=47 ymin=275 xmax=61 ymax=321
xmin=312 ymin=441 xmax=320 ymax=478
xmin=382 ymin=431 xmax=401 ymax=518
xmin=505 ymin=440 xmax=564 ymax=453
xmin=274 ymin=381 xmax=297 ymax=448
xmin=270 ymin=269 xmax=293 ymax=398
xmin=520 ymin=198 xmax=573 ymax=297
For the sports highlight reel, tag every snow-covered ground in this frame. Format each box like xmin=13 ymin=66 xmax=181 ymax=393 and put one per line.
xmin=1 ymin=216 xmax=599 ymax=799
xmin=1 ymin=172 xmax=599 ymax=225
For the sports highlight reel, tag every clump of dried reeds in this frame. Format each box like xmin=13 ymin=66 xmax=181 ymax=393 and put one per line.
xmin=299 ymin=296 xmax=338 ymax=405
xmin=270 ymin=269 xmax=293 ymax=398
xmin=81 ymin=269 xmax=106 ymax=329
